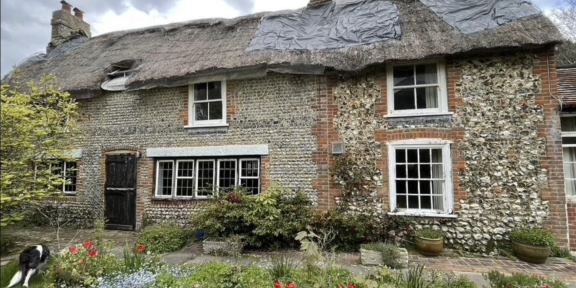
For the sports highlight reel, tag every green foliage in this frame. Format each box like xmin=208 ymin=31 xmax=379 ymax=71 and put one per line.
xmin=310 ymin=210 xmax=413 ymax=251
xmin=509 ymin=229 xmax=555 ymax=247
xmin=361 ymin=243 xmax=403 ymax=269
xmin=1 ymin=75 xmax=79 ymax=226
xmin=157 ymin=262 xmax=274 ymax=288
xmin=550 ymin=246 xmax=576 ymax=262
xmin=122 ymin=244 xmax=161 ymax=274
xmin=416 ymin=229 xmax=444 ymax=240
xmin=268 ymin=256 xmax=301 ymax=282
xmin=364 ymin=265 xmax=478 ymax=288
xmin=190 ymin=184 xmax=314 ymax=249
xmin=330 ymin=153 xmax=380 ymax=196
xmin=0 ymin=236 xmax=15 ymax=256
xmin=136 ymin=223 xmax=189 ymax=253
xmin=484 ymin=271 xmax=567 ymax=288
xmin=49 ymin=240 xmax=121 ymax=287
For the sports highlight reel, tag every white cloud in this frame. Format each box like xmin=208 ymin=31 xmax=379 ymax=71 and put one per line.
xmin=252 ymin=0 xmax=308 ymax=13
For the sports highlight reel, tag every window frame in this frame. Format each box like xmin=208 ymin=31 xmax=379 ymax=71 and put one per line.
xmin=154 ymin=160 xmax=175 ymax=198
xmin=61 ymin=161 xmax=78 ymax=195
xmin=561 ymin=114 xmax=576 ymax=198
xmin=217 ymin=159 xmax=238 ymax=192
xmin=386 ymin=60 xmax=448 ymax=117
xmin=239 ymin=158 xmax=261 ymax=195
xmin=188 ymin=80 xmax=227 ymax=128
xmin=387 ymin=140 xmax=454 ymax=216
xmin=195 ymin=159 xmax=216 ymax=199
xmin=174 ymin=160 xmax=195 ymax=198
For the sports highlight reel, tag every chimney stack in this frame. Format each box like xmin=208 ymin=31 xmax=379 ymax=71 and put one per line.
xmin=47 ymin=1 xmax=91 ymax=53
xmin=61 ymin=1 xmax=72 ymax=13
xmin=73 ymin=7 xmax=84 ymax=21
xmin=308 ymin=0 xmax=332 ymax=7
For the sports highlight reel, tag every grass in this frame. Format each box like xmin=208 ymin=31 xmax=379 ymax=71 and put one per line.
xmin=0 ymin=260 xmax=50 ymax=288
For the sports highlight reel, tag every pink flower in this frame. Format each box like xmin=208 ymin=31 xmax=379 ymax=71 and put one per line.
xmin=136 ymin=244 xmax=145 ymax=253
xmin=541 ymin=285 xmax=552 ymax=288
xmin=83 ymin=240 xmax=93 ymax=250
xmin=274 ymin=280 xmax=283 ymax=288
xmin=88 ymin=249 xmax=99 ymax=258
xmin=348 ymin=284 xmax=358 ymax=288
xmin=286 ymin=282 xmax=297 ymax=288
xmin=78 ymin=259 xmax=85 ymax=266
xmin=69 ymin=245 xmax=78 ymax=254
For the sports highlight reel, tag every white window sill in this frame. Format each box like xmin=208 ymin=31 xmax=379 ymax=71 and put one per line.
xmin=567 ymin=196 xmax=576 ymax=204
xmin=384 ymin=112 xmax=454 ymax=119
xmin=184 ymin=124 xmax=229 ymax=129
xmin=388 ymin=212 xmax=457 ymax=219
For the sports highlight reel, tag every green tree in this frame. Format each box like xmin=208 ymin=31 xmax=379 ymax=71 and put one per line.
xmin=0 ymin=74 xmax=79 ymax=226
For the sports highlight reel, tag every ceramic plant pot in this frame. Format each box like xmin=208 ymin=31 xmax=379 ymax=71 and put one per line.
xmin=512 ymin=240 xmax=550 ymax=264
xmin=415 ymin=236 xmax=444 ymax=257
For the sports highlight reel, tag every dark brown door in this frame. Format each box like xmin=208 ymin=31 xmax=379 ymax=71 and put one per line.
xmin=104 ymin=154 xmax=137 ymax=230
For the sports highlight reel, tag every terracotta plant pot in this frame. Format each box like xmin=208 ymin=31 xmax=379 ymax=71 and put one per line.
xmin=415 ymin=236 xmax=444 ymax=257
xmin=512 ymin=240 xmax=550 ymax=264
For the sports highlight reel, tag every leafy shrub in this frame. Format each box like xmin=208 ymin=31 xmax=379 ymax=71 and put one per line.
xmin=510 ymin=229 xmax=555 ymax=247
xmin=361 ymin=243 xmax=403 ymax=269
xmin=484 ymin=271 xmax=567 ymax=288
xmin=366 ymin=265 xmax=477 ymax=288
xmin=416 ymin=229 xmax=444 ymax=239
xmin=550 ymin=246 xmax=576 ymax=262
xmin=137 ymin=223 xmax=189 ymax=253
xmin=0 ymin=236 xmax=15 ymax=256
xmin=190 ymin=184 xmax=314 ymax=249
xmin=50 ymin=240 xmax=121 ymax=287
xmin=310 ymin=209 xmax=413 ymax=251
xmin=268 ymin=256 xmax=301 ymax=282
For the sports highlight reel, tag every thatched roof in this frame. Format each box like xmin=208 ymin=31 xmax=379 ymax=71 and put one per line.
xmin=4 ymin=0 xmax=563 ymax=98
xmin=558 ymin=66 xmax=576 ymax=106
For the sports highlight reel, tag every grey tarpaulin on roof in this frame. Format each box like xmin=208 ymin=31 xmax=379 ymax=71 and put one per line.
xmin=419 ymin=0 xmax=541 ymax=34
xmin=247 ymin=0 xmax=401 ymax=52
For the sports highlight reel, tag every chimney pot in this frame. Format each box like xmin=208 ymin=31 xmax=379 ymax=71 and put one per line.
xmin=73 ymin=7 xmax=84 ymax=21
xmin=60 ymin=0 xmax=72 ymax=14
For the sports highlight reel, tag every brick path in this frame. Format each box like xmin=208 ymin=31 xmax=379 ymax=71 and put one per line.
xmin=409 ymin=255 xmax=576 ymax=282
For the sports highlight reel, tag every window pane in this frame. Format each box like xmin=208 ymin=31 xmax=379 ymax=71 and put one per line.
xmin=195 ymin=103 xmax=208 ymax=121
xmin=419 ymin=149 xmax=430 ymax=163
xmin=394 ymin=89 xmax=415 ymax=110
xmin=421 ymin=196 xmax=432 ymax=209
xmin=432 ymin=164 xmax=443 ymax=179
xmin=194 ymin=83 xmax=207 ymax=101
xmin=431 ymin=180 xmax=444 ymax=195
xmin=240 ymin=178 xmax=259 ymax=195
xmin=420 ymin=180 xmax=431 ymax=194
xmin=562 ymin=137 xmax=576 ymax=145
xmin=393 ymin=66 xmax=414 ymax=86
xmin=408 ymin=180 xmax=418 ymax=194
xmin=407 ymin=164 xmax=418 ymax=178
xmin=396 ymin=165 xmax=406 ymax=178
xmin=219 ymin=160 xmax=236 ymax=191
xmin=396 ymin=180 xmax=406 ymax=194
xmin=241 ymin=160 xmax=259 ymax=177
xmin=209 ymin=101 xmax=223 ymax=120
xmin=432 ymin=195 xmax=444 ymax=210
xmin=396 ymin=149 xmax=406 ymax=163
xmin=158 ymin=162 xmax=173 ymax=196
xmin=396 ymin=194 xmax=407 ymax=208
xmin=176 ymin=178 xmax=194 ymax=197
xmin=416 ymin=87 xmax=438 ymax=109
xmin=408 ymin=196 xmax=419 ymax=208
xmin=416 ymin=64 xmax=438 ymax=85
xmin=420 ymin=164 xmax=431 ymax=178
xmin=197 ymin=161 xmax=214 ymax=197
xmin=64 ymin=162 xmax=77 ymax=193
xmin=177 ymin=161 xmax=194 ymax=177
xmin=208 ymin=82 xmax=222 ymax=100
xmin=431 ymin=149 xmax=442 ymax=163
xmin=561 ymin=117 xmax=576 ymax=132
xmin=566 ymin=180 xmax=576 ymax=196
xmin=407 ymin=149 xmax=418 ymax=163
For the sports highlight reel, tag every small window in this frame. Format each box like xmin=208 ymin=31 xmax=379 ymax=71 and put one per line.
xmin=51 ymin=161 xmax=77 ymax=194
xmin=387 ymin=61 xmax=448 ymax=116
xmin=388 ymin=141 xmax=453 ymax=215
xmin=189 ymin=81 xmax=227 ymax=127
xmin=155 ymin=158 xmax=260 ymax=198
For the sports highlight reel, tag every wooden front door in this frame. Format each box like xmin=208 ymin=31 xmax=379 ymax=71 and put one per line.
xmin=104 ymin=154 xmax=137 ymax=230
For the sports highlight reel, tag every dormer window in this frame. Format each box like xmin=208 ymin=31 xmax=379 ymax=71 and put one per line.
xmin=101 ymin=60 xmax=138 ymax=91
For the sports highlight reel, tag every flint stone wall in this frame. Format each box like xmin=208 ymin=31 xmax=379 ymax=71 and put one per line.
xmin=73 ymin=74 xmax=319 ymax=227
xmin=332 ymin=54 xmax=552 ymax=251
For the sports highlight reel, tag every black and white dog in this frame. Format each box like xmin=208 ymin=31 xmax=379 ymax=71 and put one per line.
xmin=7 ymin=245 xmax=50 ymax=288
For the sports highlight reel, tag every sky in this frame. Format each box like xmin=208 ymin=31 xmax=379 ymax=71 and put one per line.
xmin=0 ymin=0 xmax=568 ymax=77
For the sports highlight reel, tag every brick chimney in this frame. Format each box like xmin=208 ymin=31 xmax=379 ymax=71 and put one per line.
xmin=309 ymin=0 xmax=332 ymax=7
xmin=73 ymin=7 xmax=84 ymax=21
xmin=47 ymin=1 xmax=91 ymax=53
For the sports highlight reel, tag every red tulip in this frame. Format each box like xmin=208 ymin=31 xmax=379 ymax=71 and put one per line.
xmin=348 ymin=284 xmax=358 ymax=288
xmin=69 ymin=245 xmax=78 ymax=254
xmin=88 ymin=249 xmax=99 ymax=258
xmin=136 ymin=244 xmax=146 ymax=253
xmin=541 ymin=286 xmax=552 ymax=288
xmin=286 ymin=282 xmax=297 ymax=288
xmin=83 ymin=240 xmax=93 ymax=249
xmin=274 ymin=280 xmax=283 ymax=288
